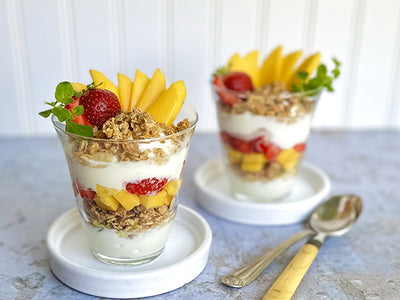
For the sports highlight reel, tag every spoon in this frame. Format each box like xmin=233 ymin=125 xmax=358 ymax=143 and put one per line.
xmin=221 ymin=195 xmax=362 ymax=288
xmin=263 ymin=194 xmax=362 ymax=300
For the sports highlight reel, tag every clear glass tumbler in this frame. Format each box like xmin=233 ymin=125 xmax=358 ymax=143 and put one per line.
xmin=53 ymin=105 xmax=198 ymax=265
xmin=213 ymin=83 xmax=321 ymax=202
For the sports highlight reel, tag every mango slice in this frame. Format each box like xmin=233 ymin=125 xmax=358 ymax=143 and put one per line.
xmin=89 ymin=70 xmax=120 ymax=100
xmin=117 ymin=73 xmax=132 ymax=111
xmin=228 ymin=50 xmax=260 ymax=87
xmin=94 ymin=194 xmax=120 ymax=211
xmin=228 ymin=148 xmax=243 ymax=164
xmin=277 ymin=149 xmax=301 ymax=171
xmin=164 ymin=194 xmax=174 ymax=205
xmin=241 ymin=162 xmax=264 ymax=173
xmin=146 ymin=80 xmax=186 ymax=126
xmin=287 ymin=52 xmax=321 ymax=89
xmin=259 ymin=45 xmax=283 ymax=86
xmin=96 ymin=184 xmax=118 ymax=197
xmin=114 ymin=189 xmax=140 ymax=211
xmin=129 ymin=70 xmax=149 ymax=111
xmin=136 ymin=69 xmax=166 ymax=111
xmin=139 ymin=190 xmax=168 ymax=209
xmin=164 ymin=180 xmax=182 ymax=196
xmin=71 ymin=82 xmax=87 ymax=93
xmin=280 ymin=50 xmax=303 ymax=85
xmin=242 ymin=153 xmax=267 ymax=164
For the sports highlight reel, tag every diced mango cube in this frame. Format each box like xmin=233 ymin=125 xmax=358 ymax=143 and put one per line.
xmin=164 ymin=194 xmax=174 ymax=205
xmin=228 ymin=148 xmax=243 ymax=164
xmin=113 ymin=189 xmax=140 ymax=211
xmin=164 ymin=180 xmax=182 ymax=196
xmin=241 ymin=162 xmax=264 ymax=173
xmin=96 ymin=184 xmax=118 ymax=197
xmin=139 ymin=190 xmax=168 ymax=209
xmin=94 ymin=194 xmax=120 ymax=211
xmin=277 ymin=149 xmax=301 ymax=171
xmin=242 ymin=153 xmax=267 ymax=164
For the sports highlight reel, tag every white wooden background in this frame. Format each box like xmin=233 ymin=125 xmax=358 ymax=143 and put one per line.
xmin=1 ymin=0 xmax=400 ymax=136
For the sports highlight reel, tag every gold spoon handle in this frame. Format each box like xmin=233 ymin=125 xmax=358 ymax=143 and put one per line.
xmin=221 ymin=229 xmax=314 ymax=288
xmin=263 ymin=238 xmax=323 ymax=300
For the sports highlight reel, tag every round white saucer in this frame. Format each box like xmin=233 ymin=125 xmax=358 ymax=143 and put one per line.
xmin=47 ymin=205 xmax=212 ymax=298
xmin=194 ymin=160 xmax=331 ymax=225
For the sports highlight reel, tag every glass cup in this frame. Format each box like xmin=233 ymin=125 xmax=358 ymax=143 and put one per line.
xmin=53 ymin=105 xmax=198 ymax=265
xmin=213 ymin=82 xmax=321 ymax=202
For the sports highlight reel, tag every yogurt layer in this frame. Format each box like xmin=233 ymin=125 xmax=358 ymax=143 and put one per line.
xmin=218 ymin=111 xmax=313 ymax=149
xmin=227 ymin=168 xmax=296 ymax=201
xmin=68 ymin=148 xmax=188 ymax=190
xmin=81 ymin=218 xmax=174 ymax=258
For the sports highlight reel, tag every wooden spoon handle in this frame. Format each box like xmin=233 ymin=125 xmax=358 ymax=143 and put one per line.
xmin=263 ymin=241 xmax=320 ymax=300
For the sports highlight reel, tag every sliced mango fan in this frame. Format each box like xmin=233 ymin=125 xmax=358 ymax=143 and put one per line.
xmin=216 ymin=46 xmax=341 ymax=93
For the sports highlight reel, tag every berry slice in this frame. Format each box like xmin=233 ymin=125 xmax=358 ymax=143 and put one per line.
xmin=80 ymin=89 xmax=121 ymax=126
xmin=250 ymin=136 xmax=266 ymax=153
xmin=230 ymin=136 xmax=251 ymax=153
xmin=294 ymin=143 xmax=306 ymax=152
xmin=213 ymin=75 xmax=240 ymax=106
xmin=65 ymin=97 xmax=92 ymax=126
xmin=261 ymin=143 xmax=281 ymax=161
xmin=72 ymin=180 xmax=96 ymax=200
xmin=223 ymin=72 xmax=253 ymax=92
xmin=125 ymin=178 xmax=169 ymax=196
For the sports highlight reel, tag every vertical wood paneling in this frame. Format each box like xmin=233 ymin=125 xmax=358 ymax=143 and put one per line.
xmin=172 ymin=0 xmax=212 ymax=131
xmin=0 ymin=0 xmax=21 ymax=135
xmin=219 ymin=0 xmax=259 ymax=64
xmin=312 ymin=0 xmax=354 ymax=128
xmin=22 ymin=0 xmax=65 ymax=135
xmin=5 ymin=0 xmax=32 ymax=135
xmin=124 ymin=0 xmax=164 ymax=78
xmin=350 ymin=0 xmax=400 ymax=128
xmin=108 ymin=0 xmax=126 ymax=74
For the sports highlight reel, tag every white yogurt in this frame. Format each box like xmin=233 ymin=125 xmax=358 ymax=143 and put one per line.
xmin=227 ymin=168 xmax=296 ymax=201
xmin=218 ymin=111 xmax=312 ymax=149
xmin=81 ymin=219 xmax=174 ymax=259
xmin=67 ymin=148 xmax=187 ymax=190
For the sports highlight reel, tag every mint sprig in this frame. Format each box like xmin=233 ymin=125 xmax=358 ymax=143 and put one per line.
xmin=39 ymin=81 xmax=93 ymax=137
xmin=292 ymin=58 xmax=341 ymax=95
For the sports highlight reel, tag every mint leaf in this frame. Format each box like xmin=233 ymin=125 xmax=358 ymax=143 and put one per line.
xmin=55 ymin=81 xmax=74 ymax=104
xmin=291 ymin=84 xmax=301 ymax=92
xmin=72 ymin=105 xmax=84 ymax=116
xmin=66 ymin=120 xmax=93 ymax=137
xmin=53 ymin=106 xmax=73 ymax=122
xmin=39 ymin=109 xmax=53 ymax=118
xmin=296 ymin=71 xmax=308 ymax=81
xmin=317 ymin=64 xmax=327 ymax=77
xmin=333 ymin=57 xmax=341 ymax=67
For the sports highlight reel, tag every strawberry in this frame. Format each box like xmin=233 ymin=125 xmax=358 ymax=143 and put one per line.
xmin=213 ymin=75 xmax=240 ymax=106
xmin=261 ymin=143 xmax=281 ymax=161
xmin=230 ymin=136 xmax=251 ymax=153
xmin=220 ymin=131 xmax=230 ymax=144
xmin=223 ymin=72 xmax=253 ymax=92
xmin=250 ymin=136 xmax=266 ymax=153
xmin=126 ymin=178 xmax=168 ymax=195
xmin=72 ymin=179 xmax=96 ymax=201
xmin=294 ymin=143 xmax=306 ymax=152
xmin=80 ymin=89 xmax=121 ymax=126
xmin=65 ymin=97 xmax=92 ymax=126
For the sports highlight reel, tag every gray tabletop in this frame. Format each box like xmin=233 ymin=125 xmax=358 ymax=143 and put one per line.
xmin=0 ymin=131 xmax=399 ymax=300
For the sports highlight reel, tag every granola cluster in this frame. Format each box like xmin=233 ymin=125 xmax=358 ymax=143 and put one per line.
xmin=83 ymin=198 xmax=171 ymax=233
xmin=68 ymin=109 xmax=191 ymax=165
xmin=218 ymin=81 xmax=316 ymax=121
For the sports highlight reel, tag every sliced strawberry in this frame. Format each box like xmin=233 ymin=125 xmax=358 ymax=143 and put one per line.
xmin=213 ymin=75 xmax=240 ymax=106
xmin=65 ymin=97 xmax=92 ymax=126
xmin=294 ymin=143 xmax=306 ymax=152
xmin=80 ymin=89 xmax=121 ymax=126
xmin=72 ymin=179 xmax=96 ymax=201
xmin=261 ymin=143 xmax=281 ymax=161
xmin=220 ymin=131 xmax=230 ymax=144
xmin=223 ymin=72 xmax=253 ymax=92
xmin=230 ymin=136 xmax=251 ymax=153
xmin=126 ymin=178 xmax=169 ymax=195
xmin=250 ymin=136 xmax=266 ymax=153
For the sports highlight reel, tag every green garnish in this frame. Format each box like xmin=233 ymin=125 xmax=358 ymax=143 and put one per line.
xmin=292 ymin=58 xmax=341 ymax=95
xmin=212 ymin=63 xmax=231 ymax=77
xmin=39 ymin=81 xmax=93 ymax=137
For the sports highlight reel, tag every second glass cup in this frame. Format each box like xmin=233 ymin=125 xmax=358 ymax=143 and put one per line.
xmin=213 ymin=82 xmax=321 ymax=202
xmin=53 ymin=105 xmax=198 ymax=265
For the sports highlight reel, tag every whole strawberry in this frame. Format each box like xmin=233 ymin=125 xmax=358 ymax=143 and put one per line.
xmin=80 ymin=89 xmax=121 ymax=126
xmin=223 ymin=72 xmax=253 ymax=92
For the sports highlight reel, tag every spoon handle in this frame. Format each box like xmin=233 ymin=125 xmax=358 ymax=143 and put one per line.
xmin=221 ymin=229 xmax=314 ymax=288
xmin=263 ymin=237 xmax=323 ymax=300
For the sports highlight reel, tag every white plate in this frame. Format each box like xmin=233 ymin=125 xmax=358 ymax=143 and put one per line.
xmin=194 ymin=160 xmax=331 ymax=225
xmin=47 ymin=205 xmax=212 ymax=298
